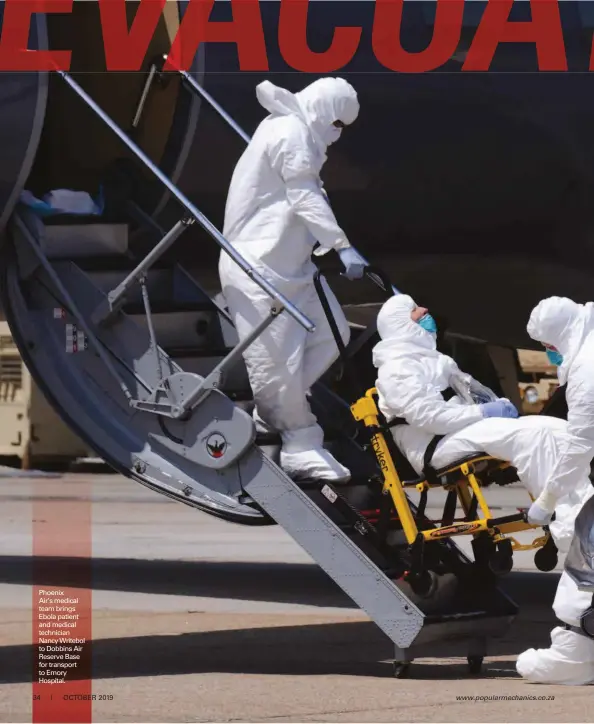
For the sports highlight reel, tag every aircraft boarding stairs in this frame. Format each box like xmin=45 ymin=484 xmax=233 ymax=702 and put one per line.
xmin=0 ymin=69 xmax=521 ymax=677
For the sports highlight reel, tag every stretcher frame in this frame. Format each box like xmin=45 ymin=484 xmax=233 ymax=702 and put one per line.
xmin=351 ymin=388 xmax=553 ymax=558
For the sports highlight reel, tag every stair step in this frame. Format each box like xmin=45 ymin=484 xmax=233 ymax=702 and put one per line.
xmin=74 ymin=255 xmax=171 ymax=272
xmin=123 ymin=300 xmax=215 ymax=315
xmin=255 ymin=431 xmax=281 ymax=446
xmin=43 ymin=214 xmax=123 ymax=226
xmin=167 ymin=357 xmax=250 ymax=392
xmin=127 ymin=309 xmax=213 ymax=350
xmin=42 ymin=223 xmax=129 ymax=259
xmin=86 ymin=268 xmax=174 ymax=305
xmin=226 ymin=392 xmax=255 ymax=404
xmin=297 ymin=475 xmax=373 ymax=491
xmin=168 ymin=346 xmax=232 ymax=359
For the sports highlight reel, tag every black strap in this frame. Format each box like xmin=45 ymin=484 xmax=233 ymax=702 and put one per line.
xmin=383 ymin=386 xmax=456 ymax=485
xmin=466 ymin=494 xmax=479 ymax=522
xmin=423 ymin=434 xmax=445 ymax=486
xmin=417 ymin=488 xmax=428 ymax=522
xmin=377 ymin=493 xmax=393 ymax=542
xmin=442 ymin=489 xmax=458 ymax=527
xmin=387 ymin=417 xmax=407 ymax=429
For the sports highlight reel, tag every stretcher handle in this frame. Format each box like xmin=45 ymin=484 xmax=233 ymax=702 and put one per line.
xmin=312 ymin=269 xmax=360 ymax=400
xmin=333 ymin=265 xmax=397 ymax=368
xmin=488 ymin=510 xmax=556 ymax=527
xmin=313 ymin=265 xmax=395 ymax=401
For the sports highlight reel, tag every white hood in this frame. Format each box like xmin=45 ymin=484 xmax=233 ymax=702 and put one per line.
xmin=527 ymin=296 xmax=594 ymax=385
xmin=372 ymin=294 xmax=441 ymax=366
xmin=372 ymin=293 xmax=463 ymax=395
xmin=255 ymin=77 xmax=359 ymax=162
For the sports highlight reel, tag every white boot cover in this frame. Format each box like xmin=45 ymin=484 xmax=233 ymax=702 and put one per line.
xmin=280 ymin=425 xmax=351 ymax=483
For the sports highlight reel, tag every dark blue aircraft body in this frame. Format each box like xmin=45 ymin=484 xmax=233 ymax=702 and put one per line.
xmin=3 ymin=1 xmax=594 ymax=349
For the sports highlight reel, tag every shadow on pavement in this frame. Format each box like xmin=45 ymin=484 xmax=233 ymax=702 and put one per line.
xmin=0 ymin=555 xmax=352 ymax=608
xmin=0 ymin=555 xmax=561 ymax=610
xmin=0 ymin=557 xmax=562 ymax=685
xmin=0 ymin=618 xmax=540 ymax=685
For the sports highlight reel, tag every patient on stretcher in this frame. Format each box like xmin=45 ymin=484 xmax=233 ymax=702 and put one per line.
xmin=371 ymin=294 xmax=594 ymax=553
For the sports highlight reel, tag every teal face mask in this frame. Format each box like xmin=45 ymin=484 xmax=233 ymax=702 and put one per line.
xmin=546 ymin=349 xmax=563 ymax=367
xmin=418 ymin=314 xmax=437 ymax=335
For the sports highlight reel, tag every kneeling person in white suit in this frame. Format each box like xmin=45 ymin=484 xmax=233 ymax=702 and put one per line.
xmin=516 ymin=296 xmax=594 ymax=685
xmin=371 ymin=294 xmax=594 ymax=555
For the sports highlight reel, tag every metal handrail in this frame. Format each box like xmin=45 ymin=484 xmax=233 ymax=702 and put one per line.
xmin=56 ymin=70 xmax=315 ymax=334
xmin=167 ymin=56 xmax=251 ymax=145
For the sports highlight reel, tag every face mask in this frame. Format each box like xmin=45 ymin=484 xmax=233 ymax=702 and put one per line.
xmin=323 ymin=125 xmax=342 ymax=146
xmin=418 ymin=314 xmax=438 ymax=336
xmin=546 ymin=349 xmax=563 ymax=366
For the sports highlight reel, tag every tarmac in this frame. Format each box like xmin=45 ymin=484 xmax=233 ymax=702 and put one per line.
xmin=0 ymin=472 xmax=591 ymax=723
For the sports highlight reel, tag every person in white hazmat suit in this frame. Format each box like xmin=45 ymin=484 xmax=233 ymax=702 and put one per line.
xmin=218 ymin=78 xmax=367 ymax=483
xmin=515 ymin=296 xmax=594 ymax=685
xmin=371 ymin=294 xmax=594 ymax=555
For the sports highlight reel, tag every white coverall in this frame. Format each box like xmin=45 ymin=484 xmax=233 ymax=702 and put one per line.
xmin=516 ymin=297 xmax=594 ymax=685
xmin=371 ymin=295 xmax=594 ymax=553
xmin=218 ymin=78 xmax=360 ymax=482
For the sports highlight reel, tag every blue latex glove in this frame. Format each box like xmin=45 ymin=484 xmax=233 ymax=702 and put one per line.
xmin=479 ymin=399 xmax=519 ymax=419
xmin=527 ymin=500 xmax=554 ymax=527
xmin=338 ymin=247 xmax=367 ymax=280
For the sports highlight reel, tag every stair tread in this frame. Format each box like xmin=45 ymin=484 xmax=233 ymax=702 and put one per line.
xmin=255 ymin=428 xmax=347 ymax=447
xmin=298 ymin=474 xmax=372 ymax=489
xmin=43 ymin=215 xmax=127 ymax=226
xmin=73 ymin=256 xmax=173 ymax=272
xmin=123 ymin=300 xmax=215 ymax=314
xmin=169 ymin=347 xmax=232 ymax=358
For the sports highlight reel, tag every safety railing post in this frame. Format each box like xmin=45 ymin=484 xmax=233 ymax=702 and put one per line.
xmin=168 ymin=304 xmax=285 ymax=418
xmin=92 ymin=217 xmax=194 ymax=325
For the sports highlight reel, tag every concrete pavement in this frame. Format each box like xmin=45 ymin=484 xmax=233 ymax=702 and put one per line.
xmin=0 ymin=473 xmax=588 ymax=723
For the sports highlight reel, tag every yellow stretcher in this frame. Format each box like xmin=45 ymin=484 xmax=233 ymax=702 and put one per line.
xmin=350 ymin=387 xmax=558 ymax=593
xmin=312 ymin=265 xmax=558 ymax=596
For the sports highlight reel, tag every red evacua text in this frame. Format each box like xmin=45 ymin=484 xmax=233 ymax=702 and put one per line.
xmin=0 ymin=0 xmax=578 ymax=73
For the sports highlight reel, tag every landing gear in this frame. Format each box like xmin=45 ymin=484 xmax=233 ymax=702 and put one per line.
xmin=393 ymin=662 xmax=411 ymax=678
xmin=467 ymin=655 xmax=484 ymax=675
xmin=485 ymin=538 xmax=514 ymax=576
xmin=407 ymin=569 xmax=439 ymax=598
xmin=403 ymin=534 xmax=439 ymax=598
xmin=488 ymin=550 xmax=513 ymax=576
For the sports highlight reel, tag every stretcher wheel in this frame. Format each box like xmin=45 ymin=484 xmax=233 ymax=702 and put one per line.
xmin=408 ymin=570 xmax=438 ymax=598
xmin=393 ymin=662 xmax=410 ymax=678
xmin=488 ymin=540 xmax=514 ymax=576
xmin=534 ymin=540 xmax=558 ymax=572
xmin=487 ymin=550 xmax=513 ymax=575
xmin=467 ymin=656 xmax=483 ymax=675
